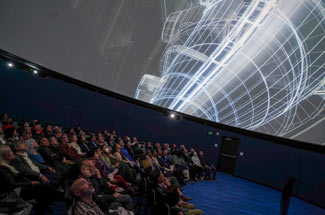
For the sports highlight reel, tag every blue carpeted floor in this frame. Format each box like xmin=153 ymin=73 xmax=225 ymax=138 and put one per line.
xmin=182 ymin=173 xmax=325 ymax=215
xmin=47 ymin=172 xmax=324 ymax=215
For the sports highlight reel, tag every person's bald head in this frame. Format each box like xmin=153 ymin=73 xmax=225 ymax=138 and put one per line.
xmin=70 ymin=178 xmax=94 ymax=198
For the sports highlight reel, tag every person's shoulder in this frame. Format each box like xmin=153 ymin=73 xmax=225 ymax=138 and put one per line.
xmin=73 ymin=204 xmax=85 ymax=215
xmin=12 ymin=153 xmax=23 ymax=161
xmin=74 ymin=200 xmax=89 ymax=211
xmin=0 ymin=165 xmax=10 ymax=172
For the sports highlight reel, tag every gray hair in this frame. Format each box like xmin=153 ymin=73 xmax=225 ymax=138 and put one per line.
xmin=11 ymin=139 xmax=25 ymax=150
xmin=25 ymin=139 xmax=37 ymax=154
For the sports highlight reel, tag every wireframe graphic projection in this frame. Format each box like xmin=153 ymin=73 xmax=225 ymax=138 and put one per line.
xmin=135 ymin=0 xmax=325 ymax=141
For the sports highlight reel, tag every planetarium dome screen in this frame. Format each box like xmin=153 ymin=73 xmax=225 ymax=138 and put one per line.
xmin=136 ymin=0 xmax=325 ymax=145
xmin=0 ymin=0 xmax=324 ymax=144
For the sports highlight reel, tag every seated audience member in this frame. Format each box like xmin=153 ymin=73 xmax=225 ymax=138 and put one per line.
xmin=179 ymin=146 xmax=199 ymax=182
xmin=115 ymin=140 xmax=137 ymax=168
xmin=131 ymin=137 xmax=138 ymax=146
xmin=70 ymin=177 xmax=105 ymax=215
xmin=171 ymin=144 xmax=178 ymax=155
xmin=152 ymin=149 xmax=172 ymax=173
xmin=125 ymin=140 xmax=135 ymax=159
xmin=59 ymin=134 xmax=80 ymax=161
xmin=155 ymin=143 xmax=161 ymax=151
xmin=89 ymin=135 xmax=98 ymax=149
xmin=53 ymin=126 xmax=63 ymax=140
xmin=101 ymin=145 xmax=119 ymax=168
xmin=32 ymin=123 xmax=43 ymax=142
xmin=78 ymin=135 xmax=91 ymax=153
xmin=48 ymin=136 xmax=72 ymax=165
xmin=162 ymin=143 xmax=170 ymax=153
xmin=179 ymin=146 xmax=191 ymax=165
xmin=97 ymin=132 xmax=103 ymax=140
xmin=76 ymin=126 xmax=82 ymax=133
xmin=10 ymin=140 xmax=53 ymax=184
xmin=77 ymin=129 xmax=84 ymax=137
xmin=70 ymin=135 xmax=86 ymax=156
xmin=149 ymin=169 xmax=201 ymax=215
xmin=154 ymin=150 xmax=183 ymax=188
xmin=0 ymin=113 xmax=9 ymax=125
xmin=132 ymin=142 xmax=144 ymax=160
xmin=22 ymin=125 xmax=33 ymax=141
xmin=160 ymin=149 xmax=173 ymax=168
xmin=0 ymin=144 xmax=62 ymax=214
xmin=102 ymin=145 xmax=137 ymax=184
xmin=39 ymin=137 xmax=61 ymax=166
xmin=0 ymin=126 xmax=7 ymax=144
xmin=38 ymin=137 xmax=70 ymax=181
xmin=124 ymin=136 xmax=131 ymax=142
xmin=114 ymin=141 xmax=134 ymax=166
xmin=4 ymin=127 xmax=19 ymax=144
xmin=102 ymin=130 xmax=110 ymax=141
xmin=111 ymin=130 xmax=117 ymax=139
xmin=2 ymin=117 xmax=15 ymax=130
xmin=97 ymin=136 xmax=106 ymax=147
xmin=24 ymin=138 xmax=60 ymax=185
xmin=145 ymin=141 xmax=153 ymax=153
xmin=140 ymin=152 xmax=154 ymax=170
xmin=43 ymin=124 xmax=54 ymax=138
xmin=68 ymin=128 xmax=76 ymax=136
xmin=107 ymin=135 xmax=115 ymax=147
xmin=158 ymin=148 xmax=186 ymax=186
xmin=199 ymin=151 xmax=216 ymax=180
xmin=171 ymin=151 xmax=190 ymax=181
xmin=26 ymin=138 xmax=46 ymax=164
xmin=87 ymin=150 xmax=134 ymax=193
xmin=80 ymin=159 xmax=134 ymax=213
xmin=189 ymin=149 xmax=203 ymax=181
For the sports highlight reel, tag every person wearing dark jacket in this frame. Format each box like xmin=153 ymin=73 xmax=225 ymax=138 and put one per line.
xmin=38 ymin=137 xmax=71 ymax=184
xmin=48 ymin=136 xmax=72 ymax=164
xmin=0 ymin=144 xmax=62 ymax=214
xmin=59 ymin=135 xmax=80 ymax=161
xmin=198 ymin=151 xmax=216 ymax=180
xmin=148 ymin=169 xmax=202 ymax=215
xmin=10 ymin=140 xmax=52 ymax=183
xmin=78 ymin=135 xmax=91 ymax=153
xmin=43 ymin=125 xmax=54 ymax=139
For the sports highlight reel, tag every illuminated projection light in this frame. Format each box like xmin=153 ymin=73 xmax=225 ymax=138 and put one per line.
xmin=135 ymin=0 xmax=325 ymax=139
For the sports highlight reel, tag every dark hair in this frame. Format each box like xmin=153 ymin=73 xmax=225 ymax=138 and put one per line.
xmin=59 ymin=135 xmax=67 ymax=142
xmin=4 ymin=127 xmax=16 ymax=139
xmin=33 ymin=121 xmax=40 ymax=126
xmin=11 ymin=139 xmax=24 ymax=150
xmin=148 ymin=169 xmax=161 ymax=182
xmin=66 ymin=160 xmax=83 ymax=181
xmin=98 ymin=145 xmax=105 ymax=151
xmin=86 ymin=149 xmax=96 ymax=158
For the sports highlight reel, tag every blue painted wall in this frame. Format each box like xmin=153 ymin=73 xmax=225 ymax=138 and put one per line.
xmin=0 ymin=59 xmax=324 ymax=208
xmin=234 ymin=138 xmax=325 ymax=207
xmin=0 ymin=60 xmax=220 ymax=165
